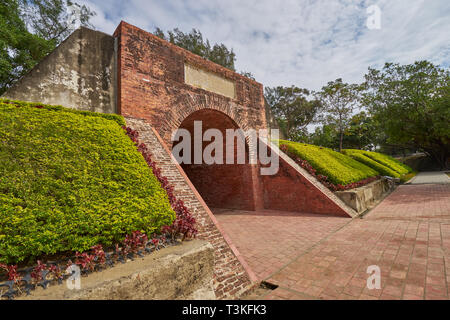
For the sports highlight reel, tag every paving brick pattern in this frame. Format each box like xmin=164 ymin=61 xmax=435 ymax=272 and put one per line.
xmin=365 ymin=184 xmax=450 ymax=222
xmin=220 ymin=184 xmax=450 ymax=300
xmin=214 ymin=209 xmax=350 ymax=280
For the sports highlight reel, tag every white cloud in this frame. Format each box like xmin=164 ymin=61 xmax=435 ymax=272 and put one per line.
xmin=79 ymin=0 xmax=449 ymax=90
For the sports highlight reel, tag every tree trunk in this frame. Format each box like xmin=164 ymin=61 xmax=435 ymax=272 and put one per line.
xmin=339 ymin=130 xmax=343 ymax=152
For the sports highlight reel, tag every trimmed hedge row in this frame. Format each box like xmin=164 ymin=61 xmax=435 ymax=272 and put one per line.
xmin=343 ymin=152 xmax=400 ymax=177
xmin=0 ymin=98 xmax=125 ymax=127
xmin=0 ymin=100 xmax=175 ymax=264
xmin=364 ymin=151 xmax=412 ymax=174
xmin=279 ymin=140 xmax=379 ymax=186
xmin=342 ymin=149 xmax=413 ymax=178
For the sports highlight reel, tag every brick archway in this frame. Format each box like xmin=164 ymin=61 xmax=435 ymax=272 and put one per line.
xmin=157 ymin=93 xmax=252 ymax=149
xmin=172 ymin=108 xmax=259 ymax=211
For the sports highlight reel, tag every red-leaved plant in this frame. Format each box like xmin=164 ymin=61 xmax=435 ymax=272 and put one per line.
xmin=0 ymin=263 xmax=21 ymax=283
xmin=162 ymin=199 xmax=198 ymax=241
xmin=30 ymin=260 xmax=47 ymax=283
xmin=123 ymin=231 xmax=148 ymax=255
xmin=122 ymin=126 xmax=198 ymax=241
xmin=75 ymin=251 xmax=96 ymax=272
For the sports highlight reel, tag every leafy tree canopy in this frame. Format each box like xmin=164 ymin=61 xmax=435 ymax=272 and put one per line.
xmin=0 ymin=0 xmax=95 ymax=94
xmin=342 ymin=111 xmax=380 ymax=151
xmin=309 ymin=124 xmax=339 ymax=149
xmin=362 ymin=61 xmax=450 ymax=169
xmin=154 ymin=27 xmax=236 ymax=71
xmin=318 ymin=78 xmax=360 ymax=152
xmin=264 ymin=85 xmax=322 ymax=141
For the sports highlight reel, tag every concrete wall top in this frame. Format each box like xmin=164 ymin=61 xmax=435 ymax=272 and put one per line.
xmin=3 ymin=27 xmax=117 ymax=114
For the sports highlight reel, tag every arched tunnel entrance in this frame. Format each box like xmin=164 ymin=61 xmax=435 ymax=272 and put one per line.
xmin=172 ymin=109 xmax=259 ymax=211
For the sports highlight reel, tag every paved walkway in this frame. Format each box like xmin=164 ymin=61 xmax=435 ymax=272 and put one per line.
xmin=215 ymin=182 xmax=450 ymax=300
xmin=409 ymin=171 xmax=450 ymax=185
xmin=214 ymin=209 xmax=349 ymax=280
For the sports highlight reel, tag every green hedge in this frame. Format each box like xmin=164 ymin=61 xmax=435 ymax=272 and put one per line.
xmin=343 ymin=152 xmax=401 ymax=178
xmin=342 ymin=149 xmax=413 ymax=177
xmin=279 ymin=140 xmax=378 ymax=185
xmin=0 ymin=98 xmax=125 ymax=127
xmin=0 ymin=101 xmax=175 ymax=264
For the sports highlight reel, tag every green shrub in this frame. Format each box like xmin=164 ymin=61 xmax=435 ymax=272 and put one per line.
xmin=343 ymin=152 xmax=401 ymax=178
xmin=0 ymin=98 xmax=125 ymax=127
xmin=0 ymin=102 xmax=175 ymax=264
xmin=279 ymin=140 xmax=378 ymax=185
xmin=364 ymin=151 xmax=412 ymax=174
xmin=342 ymin=149 xmax=413 ymax=177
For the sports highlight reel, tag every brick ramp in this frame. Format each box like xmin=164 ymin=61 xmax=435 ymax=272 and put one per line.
xmin=125 ymin=118 xmax=256 ymax=299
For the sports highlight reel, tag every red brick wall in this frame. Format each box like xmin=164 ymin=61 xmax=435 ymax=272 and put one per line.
xmin=174 ymin=108 xmax=257 ymax=210
xmin=113 ymin=21 xmax=267 ymax=147
xmin=183 ymin=164 xmax=256 ymax=210
xmin=114 ymin=20 xmax=354 ymax=297
xmin=262 ymin=153 xmax=351 ymax=216
xmin=260 ymin=145 xmax=355 ymax=217
xmin=113 ymin=23 xmax=266 ymax=297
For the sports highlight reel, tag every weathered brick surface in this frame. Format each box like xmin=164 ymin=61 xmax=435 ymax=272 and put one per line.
xmin=262 ymin=147 xmax=357 ymax=217
xmin=113 ymin=21 xmax=355 ymax=218
xmin=125 ymin=118 xmax=256 ymax=299
xmin=114 ymin=21 xmax=267 ymax=147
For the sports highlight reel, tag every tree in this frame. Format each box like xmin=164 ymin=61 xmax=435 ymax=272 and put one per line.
xmin=239 ymin=71 xmax=255 ymax=80
xmin=342 ymin=111 xmax=379 ymax=150
xmin=362 ymin=61 xmax=450 ymax=169
xmin=1 ymin=0 xmax=52 ymax=94
xmin=264 ymin=86 xmax=322 ymax=141
xmin=20 ymin=0 xmax=95 ymax=43
xmin=154 ymin=27 xmax=236 ymax=71
xmin=318 ymin=78 xmax=360 ymax=152
xmin=0 ymin=0 xmax=95 ymax=94
xmin=309 ymin=124 xmax=339 ymax=149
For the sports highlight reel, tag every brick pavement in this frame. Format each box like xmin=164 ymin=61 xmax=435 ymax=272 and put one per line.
xmin=214 ymin=209 xmax=350 ymax=280
xmin=216 ymin=184 xmax=450 ymax=300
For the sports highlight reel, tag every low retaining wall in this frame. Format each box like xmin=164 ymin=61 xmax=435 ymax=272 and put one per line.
xmin=335 ymin=178 xmax=395 ymax=214
xmin=19 ymin=240 xmax=216 ymax=300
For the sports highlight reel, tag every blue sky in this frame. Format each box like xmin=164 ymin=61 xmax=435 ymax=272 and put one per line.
xmin=79 ymin=0 xmax=449 ymax=91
